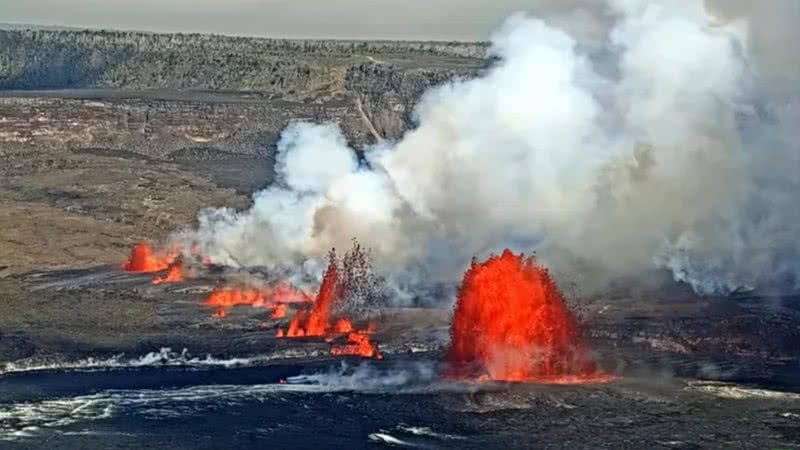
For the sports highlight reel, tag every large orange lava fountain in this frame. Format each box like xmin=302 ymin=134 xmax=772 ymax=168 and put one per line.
xmin=447 ymin=249 xmax=612 ymax=384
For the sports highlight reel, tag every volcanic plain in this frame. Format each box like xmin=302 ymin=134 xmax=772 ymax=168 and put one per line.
xmin=0 ymin=28 xmax=799 ymax=449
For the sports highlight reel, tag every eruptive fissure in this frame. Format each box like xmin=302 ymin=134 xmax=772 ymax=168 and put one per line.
xmin=283 ymin=251 xmax=341 ymax=337
xmin=203 ymin=283 xmax=311 ymax=318
xmin=123 ymin=242 xmax=187 ymax=285
xmin=122 ymin=243 xmax=177 ymax=273
xmin=330 ymin=332 xmax=382 ymax=360
xmin=278 ymin=248 xmax=382 ymax=359
xmin=152 ymin=261 xmax=185 ymax=284
xmin=447 ymin=250 xmax=612 ymax=384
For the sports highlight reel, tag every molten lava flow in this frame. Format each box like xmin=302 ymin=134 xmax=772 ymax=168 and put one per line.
xmin=212 ymin=308 xmax=227 ymax=318
xmin=333 ymin=318 xmax=354 ymax=333
xmin=330 ymin=332 xmax=383 ymax=359
xmin=123 ymin=243 xmax=176 ymax=273
xmin=283 ymin=256 xmax=341 ymax=337
xmin=152 ymin=261 xmax=184 ymax=284
xmin=204 ymin=288 xmax=267 ymax=308
xmin=447 ymin=249 xmax=611 ymax=384
xmin=270 ymin=304 xmax=287 ymax=319
xmin=204 ymin=284 xmax=310 ymax=309
xmin=277 ymin=248 xmax=382 ymax=359
xmin=203 ymin=283 xmax=310 ymax=318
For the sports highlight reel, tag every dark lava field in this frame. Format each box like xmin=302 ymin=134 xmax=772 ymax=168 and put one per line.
xmin=0 ymin=27 xmax=798 ymax=450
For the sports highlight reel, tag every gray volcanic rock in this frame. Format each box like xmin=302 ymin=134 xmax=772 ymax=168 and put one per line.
xmin=0 ymin=29 xmax=486 ymax=155
xmin=0 ymin=29 xmax=485 ymax=94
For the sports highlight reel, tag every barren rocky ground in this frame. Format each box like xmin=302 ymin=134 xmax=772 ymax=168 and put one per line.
xmin=0 ymin=28 xmax=798 ymax=450
xmin=0 ymin=28 xmax=798 ymax=389
xmin=0 ymin=30 xmax=484 ymax=365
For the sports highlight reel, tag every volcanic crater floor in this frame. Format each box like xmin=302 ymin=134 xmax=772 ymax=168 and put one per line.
xmin=0 ymin=265 xmax=798 ymax=448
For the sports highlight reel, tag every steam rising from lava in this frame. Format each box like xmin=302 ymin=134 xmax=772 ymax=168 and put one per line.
xmin=177 ymin=1 xmax=800 ymax=296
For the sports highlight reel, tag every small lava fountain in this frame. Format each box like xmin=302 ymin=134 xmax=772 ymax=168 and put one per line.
xmin=270 ymin=304 xmax=288 ymax=319
xmin=122 ymin=243 xmax=177 ymax=273
xmin=283 ymin=255 xmax=341 ymax=337
xmin=330 ymin=332 xmax=383 ymax=359
xmin=278 ymin=248 xmax=381 ymax=359
xmin=447 ymin=249 xmax=613 ymax=384
xmin=204 ymin=288 xmax=269 ymax=309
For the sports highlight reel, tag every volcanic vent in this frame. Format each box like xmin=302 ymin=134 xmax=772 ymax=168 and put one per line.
xmin=278 ymin=245 xmax=383 ymax=359
xmin=447 ymin=250 xmax=611 ymax=383
xmin=122 ymin=243 xmax=177 ymax=273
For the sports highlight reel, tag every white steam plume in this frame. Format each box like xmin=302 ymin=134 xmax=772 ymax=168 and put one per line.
xmin=178 ymin=0 xmax=799 ymax=297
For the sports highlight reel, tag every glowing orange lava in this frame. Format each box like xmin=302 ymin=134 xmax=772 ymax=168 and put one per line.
xmin=204 ymin=288 xmax=267 ymax=308
xmin=203 ymin=283 xmax=310 ymax=318
xmin=283 ymin=257 xmax=341 ymax=337
xmin=212 ymin=308 xmax=227 ymax=318
xmin=122 ymin=243 xmax=176 ymax=273
xmin=330 ymin=332 xmax=383 ymax=359
xmin=270 ymin=304 xmax=287 ymax=319
xmin=278 ymin=250 xmax=381 ymax=359
xmin=152 ymin=261 xmax=185 ymax=284
xmin=333 ymin=318 xmax=354 ymax=333
xmin=447 ymin=249 xmax=612 ymax=384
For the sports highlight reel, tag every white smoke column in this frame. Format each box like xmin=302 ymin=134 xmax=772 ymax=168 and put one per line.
xmin=375 ymin=14 xmax=609 ymax=280
xmin=560 ymin=0 xmax=752 ymax=292
xmin=180 ymin=14 xmax=608 ymax=281
xmin=188 ymin=123 xmax=356 ymax=268
xmin=179 ymin=0 xmax=799 ymax=297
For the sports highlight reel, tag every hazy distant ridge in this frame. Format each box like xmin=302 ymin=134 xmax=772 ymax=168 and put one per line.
xmin=0 ymin=28 xmax=486 ymax=92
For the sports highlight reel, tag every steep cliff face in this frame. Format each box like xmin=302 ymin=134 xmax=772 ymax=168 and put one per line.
xmin=0 ymin=29 xmax=486 ymax=153
xmin=0 ymin=29 xmax=485 ymax=95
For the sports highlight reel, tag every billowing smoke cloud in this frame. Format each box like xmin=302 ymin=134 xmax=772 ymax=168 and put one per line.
xmin=178 ymin=0 xmax=799 ymax=297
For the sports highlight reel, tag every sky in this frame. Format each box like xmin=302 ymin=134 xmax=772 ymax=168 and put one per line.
xmin=0 ymin=0 xmax=608 ymax=40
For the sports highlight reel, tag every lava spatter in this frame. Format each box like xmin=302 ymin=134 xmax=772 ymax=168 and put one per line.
xmin=278 ymin=248 xmax=382 ymax=359
xmin=270 ymin=304 xmax=287 ymax=319
xmin=330 ymin=332 xmax=383 ymax=359
xmin=123 ymin=243 xmax=177 ymax=273
xmin=282 ymin=251 xmax=343 ymax=338
xmin=152 ymin=261 xmax=185 ymax=284
xmin=447 ymin=249 xmax=612 ymax=384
